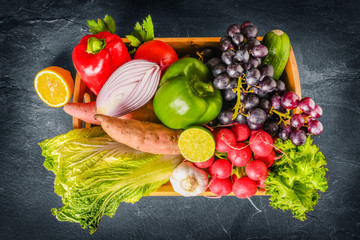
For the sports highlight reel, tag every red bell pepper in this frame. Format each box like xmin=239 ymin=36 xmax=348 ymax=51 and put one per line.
xmin=72 ymin=31 xmax=131 ymax=95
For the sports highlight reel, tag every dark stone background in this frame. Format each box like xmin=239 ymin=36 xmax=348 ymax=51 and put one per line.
xmin=1 ymin=0 xmax=359 ymax=239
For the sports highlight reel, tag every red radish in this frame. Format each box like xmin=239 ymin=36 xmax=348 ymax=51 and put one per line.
xmin=249 ymin=131 xmax=273 ymax=157
xmin=209 ymin=177 xmax=233 ymax=196
xmin=227 ymin=142 xmax=252 ymax=167
xmin=245 ymin=160 xmax=268 ymax=181
xmin=193 ymin=156 xmax=214 ymax=169
xmin=256 ymin=179 xmax=266 ymax=189
xmin=231 ymin=124 xmax=250 ymax=141
xmin=215 ymin=129 xmax=237 ymax=152
xmin=210 ymin=128 xmax=219 ymax=141
xmin=232 ymin=177 xmax=258 ymax=198
xmin=254 ymin=150 xmax=275 ymax=167
xmin=208 ymin=159 xmax=232 ymax=179
xmin=231 ymin=174 xmax=239 ymax=182
xmin=256 ymin=172 xmax=269 ymax=189
xmin=250 ymin=129 xmax=262 ymax=136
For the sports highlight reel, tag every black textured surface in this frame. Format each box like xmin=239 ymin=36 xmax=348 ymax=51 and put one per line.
xmin=1 ymin=0 xmax=360 ymax=239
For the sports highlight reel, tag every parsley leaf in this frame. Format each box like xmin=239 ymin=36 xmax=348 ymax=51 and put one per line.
xmin=126 ymin=15 xmax=154 ymax=47
xmin=87 ymin=14 xmax=116 ymax=34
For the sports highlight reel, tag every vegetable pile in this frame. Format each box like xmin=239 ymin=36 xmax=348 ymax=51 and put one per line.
xmin=35 ymin=14 xmax=328 ymax=233
xmin=175 ymin=125 xmax=276 ymax=198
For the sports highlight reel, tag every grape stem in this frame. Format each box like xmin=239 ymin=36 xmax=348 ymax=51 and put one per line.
xmin=303 ymin=116 xmax=311 ymax=124
xmin=269 ymin=107 xmax=291 ymax=125
xmin=241 ymin=38 xmax=248 ymax=49
xmin=232 ymin=73 xmax=253 ymax=120
xmin=240 ymin=112 xmax=249 ymax=117
xmin=232 ymin=76 xmax=245 ymax=120
xmin=196 ymin=51 xmax=204 ymax=62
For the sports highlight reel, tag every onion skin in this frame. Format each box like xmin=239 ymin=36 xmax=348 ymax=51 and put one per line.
xmin=95 ymin=114 xmax=182 ymax=155
xmin=96 ymin=60 xmax=161 ymax=117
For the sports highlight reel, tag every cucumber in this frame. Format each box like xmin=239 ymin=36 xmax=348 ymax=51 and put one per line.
xmin=261 ymin=30 xmax=291 ymax=80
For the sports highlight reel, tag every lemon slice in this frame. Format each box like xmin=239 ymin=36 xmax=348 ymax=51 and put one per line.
xmin=178 ymin=126 xmax=215 ymax=162
xmin=34 ymin=66 xmax=74 ymax=107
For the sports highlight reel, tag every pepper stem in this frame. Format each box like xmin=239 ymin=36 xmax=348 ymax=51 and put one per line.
xmin=86 ymin=37 xmax=106 ymax=54
xmin=192 ymin=81 xmax=214 ymax=97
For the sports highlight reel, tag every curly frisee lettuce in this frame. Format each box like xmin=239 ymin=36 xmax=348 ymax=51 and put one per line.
xmin=265 ymin=136 xmax=328 ymax=221
xmin=39 ymin=126 xmax=182 ymax=234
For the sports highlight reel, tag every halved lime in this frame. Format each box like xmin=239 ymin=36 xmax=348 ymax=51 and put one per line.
xmin=178 ymin=126 xmax=215 ymax=162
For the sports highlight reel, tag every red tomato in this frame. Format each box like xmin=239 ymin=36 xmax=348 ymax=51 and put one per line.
xmin=134 ymin=40 xmax=178 ymax=74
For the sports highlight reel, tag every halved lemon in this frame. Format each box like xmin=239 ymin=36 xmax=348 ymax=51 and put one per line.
xmin=178 ymin=126 xmax=215 ymax=162
xmin=34 ymin=66 xmax=74 ymax=107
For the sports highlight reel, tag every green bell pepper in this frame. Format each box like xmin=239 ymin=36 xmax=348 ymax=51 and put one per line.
xmin=153 ymin=57 xmax=222 ymax=129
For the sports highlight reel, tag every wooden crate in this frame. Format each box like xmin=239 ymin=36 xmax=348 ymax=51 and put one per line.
xmin=72 ymin=37 xmax=301 ymax=196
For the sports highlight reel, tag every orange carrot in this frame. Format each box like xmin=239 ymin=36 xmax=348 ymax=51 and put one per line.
xmin=95 ymin=114 xmax=182 ymax=155
xmin=63 ymin=100 xmax=160 ymax=124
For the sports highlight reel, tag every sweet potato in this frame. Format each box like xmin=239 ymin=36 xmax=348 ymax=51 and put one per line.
xmin=95 ymin=114 xmax=182 ymax=155
xmin=63 ymin=100 xmax=160 ymax=125
xmin=64 ymin=102 xmax=99 ymax=124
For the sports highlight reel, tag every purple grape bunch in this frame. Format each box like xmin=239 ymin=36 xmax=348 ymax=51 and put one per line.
xmin=279 ymin=92 xmax=323 ymax=145
xmin=204 ymin=21 xmax=323 ymax=146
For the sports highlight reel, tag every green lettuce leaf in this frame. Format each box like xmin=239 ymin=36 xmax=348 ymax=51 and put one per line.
xmin=39 ymin=127 xmax=106 ymax=172
xmin=265 ymin=136 xmax=328 ymax=221
xmin=40 ymin=126 xmax=182 ymax=233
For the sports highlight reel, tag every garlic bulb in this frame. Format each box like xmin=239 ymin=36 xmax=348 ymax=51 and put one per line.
xmin=170 ymin=162 xmax=208 ymax=196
